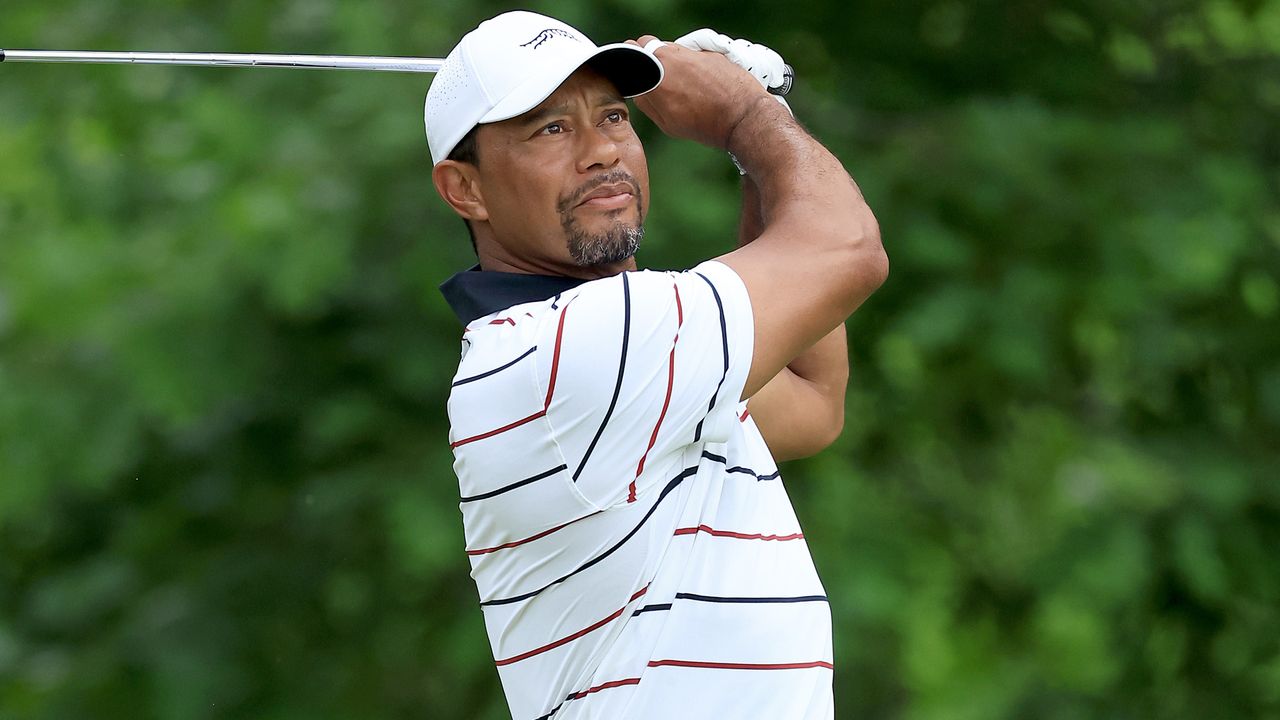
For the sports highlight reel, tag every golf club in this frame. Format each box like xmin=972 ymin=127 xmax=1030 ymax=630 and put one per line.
xmin=0 ymin=48 xmax=793 ymax=94
xmin=0 ymin=49 xmax=444 ymax=73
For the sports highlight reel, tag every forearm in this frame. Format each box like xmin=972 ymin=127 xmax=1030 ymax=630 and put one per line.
xmin=747 ymin=326 xmax=849 ymax=459
xmin=726 ymin=97 xmax=876 ymax=256
xmin=738 ymin=174 xmax=851 ymax=458
xmin=779 ymin=322 xmax=848 ymax=391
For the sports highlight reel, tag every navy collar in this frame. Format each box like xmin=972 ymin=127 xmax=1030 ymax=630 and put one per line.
xmin=439 ymin=265 xmax=589 ymax=324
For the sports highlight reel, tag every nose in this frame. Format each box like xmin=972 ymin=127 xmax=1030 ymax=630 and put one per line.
xmin=575 ymin=125 xmax=621 ymax=174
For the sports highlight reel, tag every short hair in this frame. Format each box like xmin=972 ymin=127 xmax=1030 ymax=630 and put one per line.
xmin=447 ymin=125 xmax=481 ymax=254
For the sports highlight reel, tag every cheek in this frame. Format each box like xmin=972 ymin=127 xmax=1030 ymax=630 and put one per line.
xmin=625 ymin=144 xmax=650 ymax=213
xmin=484 ymin=161 xmax=565 ymax=230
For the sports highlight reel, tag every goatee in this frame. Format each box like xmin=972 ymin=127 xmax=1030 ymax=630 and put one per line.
xmin=558 ymin=170 xmax=645 ymax=267
xmin=565 ymin=220 xmax=644 ymax=266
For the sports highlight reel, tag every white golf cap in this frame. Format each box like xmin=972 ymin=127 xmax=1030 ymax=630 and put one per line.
xmin=425 ymin=11 xmax=664 ymax=165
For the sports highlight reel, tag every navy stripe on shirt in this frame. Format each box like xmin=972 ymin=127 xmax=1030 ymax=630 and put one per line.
xmin=573 ymin=273 xmax=631 ymax=482
xmin=675 ymin=592 xmax=828 ymax=605
xmin=459 ymin=464 xmax=568 ymax=503
xmin=479 ymin=462 xmax=698 ymax=607
xmin=632 ymin=603 xmax=673 ymax=617
xmin=452 ymin=346 xmax=537 ymax=387
xmin=692 ymin=271 xmax=730 ymax=443
xmin=700 ymin=451 xmax=779 ymax=482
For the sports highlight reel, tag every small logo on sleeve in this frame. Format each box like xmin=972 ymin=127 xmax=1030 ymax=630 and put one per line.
xmin=521 ymin=28 xmax=580 ymax=49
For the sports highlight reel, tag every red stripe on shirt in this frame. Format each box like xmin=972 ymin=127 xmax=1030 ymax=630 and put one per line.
xmin=739 ymin=407 xmax=750 ymax=422
xmin=464 ymin=511 xmax=599 ymax=556
xmin=647 ymin=659 xmax=834 ymax=671
xmin=493 ymin=586 xmax=649 ymax=667
xmin=449 ymin=409 xmax=545 ymax=449
xmin=629 ymin=284 xmax=683 ymax=502
xmin=544 ymin=299 xmax=572 ymax=409
xmin=451 ymin=301 xmax=572 ymax=450
xmin=673 ymin=525 xmax=805 ymax=542
xmin=490 ymin=317 xmax=516 ymax=326
xmin=567 ymin=676 xmax=642 ymax=701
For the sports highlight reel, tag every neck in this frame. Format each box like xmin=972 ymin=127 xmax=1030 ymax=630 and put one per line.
xmin=475 ymin=233 xmax=638 ymax=279
xmin=479 ymin=254 xmax=637 ymax=279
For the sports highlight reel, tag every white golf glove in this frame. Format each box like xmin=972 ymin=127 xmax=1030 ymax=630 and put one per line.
xmin=672 ymin=28 xmax=793 ymax=175
xmin=673 ymin=28 xmax=791 ymax=98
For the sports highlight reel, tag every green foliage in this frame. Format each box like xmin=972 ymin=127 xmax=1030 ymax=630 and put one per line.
xmin=2 ymin=0 xmax=1278 ymax=718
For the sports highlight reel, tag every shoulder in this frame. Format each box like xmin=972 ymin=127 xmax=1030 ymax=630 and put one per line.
xmin=560 ymin=261 xmax=752 ymax=332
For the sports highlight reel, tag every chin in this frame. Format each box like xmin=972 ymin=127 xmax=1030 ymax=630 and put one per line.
xmin=567 ymin=220 xmax=644 ymax=268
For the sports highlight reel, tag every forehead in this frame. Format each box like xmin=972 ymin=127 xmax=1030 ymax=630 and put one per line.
xmin=532 ymin=65 xmax=623 ymax=108
xmin=488 ymin=67 xmax=623 ymax=134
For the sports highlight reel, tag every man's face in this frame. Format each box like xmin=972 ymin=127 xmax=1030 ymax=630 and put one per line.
xmin=471 ymin=67 xmax=650 ymax=275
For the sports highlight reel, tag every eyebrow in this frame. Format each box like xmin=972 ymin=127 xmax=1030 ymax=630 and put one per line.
xmin=518 ymin=93 xmax=626 ymax=129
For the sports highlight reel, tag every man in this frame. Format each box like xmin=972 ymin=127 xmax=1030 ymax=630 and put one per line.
xmin=428 ymin=11 xmax=886 ymax=720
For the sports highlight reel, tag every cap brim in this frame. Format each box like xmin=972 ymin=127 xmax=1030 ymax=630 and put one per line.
xmin=585 ymin=43 xmax=664 ymax=97
xmin=479 ymin=43 xmax=663 ymax=125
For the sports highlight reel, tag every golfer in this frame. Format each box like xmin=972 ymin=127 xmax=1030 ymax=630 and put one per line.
xmin=428 ymin=11 xmax=885 ymax=719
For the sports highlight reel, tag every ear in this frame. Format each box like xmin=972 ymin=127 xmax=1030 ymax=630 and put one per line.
xmin=432 ymin=160 xmax=489 ymax=222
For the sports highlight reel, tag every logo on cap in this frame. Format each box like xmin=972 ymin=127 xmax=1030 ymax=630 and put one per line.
xmin=520 ymin=28 xmax=580 ymax=49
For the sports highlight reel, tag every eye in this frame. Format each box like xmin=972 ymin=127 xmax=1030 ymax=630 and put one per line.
xmin=541 ymin=122 xmax=565 ymax=135
xmin=604 ymin=109 xmax=627 ymax=124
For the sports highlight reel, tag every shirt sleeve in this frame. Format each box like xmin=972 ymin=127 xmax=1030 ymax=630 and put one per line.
xmin=534 ymin=260 xmax=754 ymax=508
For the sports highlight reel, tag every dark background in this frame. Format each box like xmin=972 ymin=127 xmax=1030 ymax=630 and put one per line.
xmin=2 ymin=0 xmax=1278 ymax=717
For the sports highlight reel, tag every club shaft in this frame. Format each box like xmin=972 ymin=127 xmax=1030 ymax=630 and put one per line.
xmin=0 ymin=49 xmax=443 ymax=73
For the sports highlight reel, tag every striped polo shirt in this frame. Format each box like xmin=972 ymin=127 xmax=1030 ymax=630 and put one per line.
xmin=440 ymin=260 xmax=833 ymax=720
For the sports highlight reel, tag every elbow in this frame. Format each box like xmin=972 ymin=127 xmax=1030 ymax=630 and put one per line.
xmin=832 ymin=210 xmax=887 ymax=303
xmin=814 ymin=402 xmax=845 ymax=454
xmin=858 ymin=214 xmax=888 ymax=292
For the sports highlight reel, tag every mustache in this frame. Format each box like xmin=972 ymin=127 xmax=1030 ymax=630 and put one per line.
xmin=557 ymin=170 xmax=640 ymax=213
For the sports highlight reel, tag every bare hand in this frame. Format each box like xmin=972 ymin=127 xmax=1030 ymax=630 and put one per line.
xmin=627 ymin=35 xmax=773 ymax=151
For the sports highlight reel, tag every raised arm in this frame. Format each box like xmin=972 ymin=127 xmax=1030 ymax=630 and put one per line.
xmin=737 ymin=174 xmax=849 ymax=460
xmin=632 ymin=38 xmax=886 ymax=403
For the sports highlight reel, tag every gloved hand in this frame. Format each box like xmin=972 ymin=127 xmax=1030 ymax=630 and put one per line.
xmin=673 ymin=29 xmax=792 ymax=98
xmin=631 ymin=36 xmax=776 ymax=152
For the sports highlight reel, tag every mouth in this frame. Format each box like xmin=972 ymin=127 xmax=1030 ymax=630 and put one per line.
xmin=575 ymin=182 xmax=637 ymax=211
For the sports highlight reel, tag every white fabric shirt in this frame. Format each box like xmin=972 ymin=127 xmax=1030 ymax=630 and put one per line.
xmin=442 ymin=260 xmax=833 ymax=720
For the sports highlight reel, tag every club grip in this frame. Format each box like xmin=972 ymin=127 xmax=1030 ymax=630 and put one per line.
xmin=767 ymin=63 xmax=794 ymax=96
